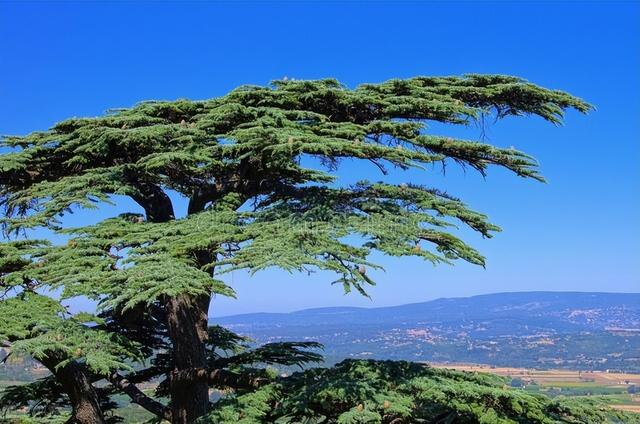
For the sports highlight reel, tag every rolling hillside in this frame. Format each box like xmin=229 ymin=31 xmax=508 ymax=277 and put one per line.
xmin=214 ymin=292 xmax=640 ymax=371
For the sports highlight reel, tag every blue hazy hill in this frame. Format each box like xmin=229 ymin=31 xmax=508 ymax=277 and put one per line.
xmin=213 ymin=292 xmax=640 ymax=371
xmin=216 ymin=292 xmax=639 ymax=331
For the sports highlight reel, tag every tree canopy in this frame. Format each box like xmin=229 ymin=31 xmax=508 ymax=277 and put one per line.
xmin=0 ymin=75 xmax=596 ymax=423
xmin=204 ymin=359 xmax=640 ymax=424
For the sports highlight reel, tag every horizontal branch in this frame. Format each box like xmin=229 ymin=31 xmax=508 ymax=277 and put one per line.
xmin=170 ymin=367 xmax=267 ymax=390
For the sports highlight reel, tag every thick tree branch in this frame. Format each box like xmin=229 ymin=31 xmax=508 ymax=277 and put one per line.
xmin=127 ymin=178 xmax=175 ymax=223
xmin=171 ymin=367 xmax=267 ymax=390
xmin=107 ymin=372 xmax=172 ymax=422
xmin=0 ymin=341 xmax=12 ymax=364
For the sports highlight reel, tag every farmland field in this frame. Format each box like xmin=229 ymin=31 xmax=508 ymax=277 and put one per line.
xmin=430 ymin=363 xmax=640 ymax=413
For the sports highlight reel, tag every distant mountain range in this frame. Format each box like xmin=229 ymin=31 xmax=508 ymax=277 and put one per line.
xmin=213 ymin=292 xmax=640 ymax=372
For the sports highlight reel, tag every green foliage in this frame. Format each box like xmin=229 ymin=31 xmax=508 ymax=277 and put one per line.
xmin=1 ymin=75 xmax=590 ymax=230
xmin=0 ymin=376 xmax=122 ymax=424
xmin=0 ymin=376 xmax=67 ymax=419
xmin=0 ymin=75 xmax=591 ymax=301
xmin=0 ymin=414 xmax=71 ymax=424
xmin=0 ymin=292 xmax=141 ymax=375
xmin=201 ymin=360 xmax=639 ymax=424
xmin=206 ymin=325 xmax=323 ymax=371
xmin=0 ymin=75 xmax=592 ymax=422
xmin=0 ymin=241 xmax=142 ymax=377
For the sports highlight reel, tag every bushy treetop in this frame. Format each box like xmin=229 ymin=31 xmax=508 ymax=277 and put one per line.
xmin=0 ymin=75 xmax=591 ymax=301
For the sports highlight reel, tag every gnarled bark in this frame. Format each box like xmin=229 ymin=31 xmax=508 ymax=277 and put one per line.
xmin=41 ymin=355 xmax=105 ymax=424
xmin=166 ymin=292 xmax=211 ymax=423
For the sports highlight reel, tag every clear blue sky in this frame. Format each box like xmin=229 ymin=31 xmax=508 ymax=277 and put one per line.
xmin=1 ymin=1 xmax=638 ymax=316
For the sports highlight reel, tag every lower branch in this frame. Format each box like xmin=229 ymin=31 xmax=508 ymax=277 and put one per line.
xmin=171 ymin=367 xmax=268 ymax=390
xmin=107 ymin=372 xmax=172 ymax=422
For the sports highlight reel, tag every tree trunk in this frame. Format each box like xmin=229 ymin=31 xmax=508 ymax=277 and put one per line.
xmin=132 ymin=183 xmax=215 ymax=422
xmin=41 ymin=355 xmax=106 ymax=424
xmin=166 ymin=292 xmax=211 ymax=423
